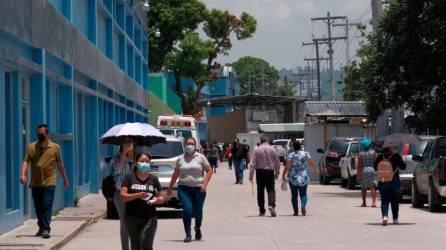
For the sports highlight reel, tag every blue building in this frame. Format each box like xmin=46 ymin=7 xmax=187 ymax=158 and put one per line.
xmin=0 ymin=0 xmax=149 ymax=234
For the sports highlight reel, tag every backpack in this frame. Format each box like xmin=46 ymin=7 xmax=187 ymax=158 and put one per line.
xmin=376 ymin=154 xmax=396 ymax=183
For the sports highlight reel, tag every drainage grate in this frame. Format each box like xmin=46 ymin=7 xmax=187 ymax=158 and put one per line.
xmin=52 ymin=216 xmax=90 ymax=221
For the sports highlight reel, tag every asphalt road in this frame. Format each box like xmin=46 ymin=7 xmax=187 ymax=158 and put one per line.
xmin=63 ymin=162 xmax=446 ymax=250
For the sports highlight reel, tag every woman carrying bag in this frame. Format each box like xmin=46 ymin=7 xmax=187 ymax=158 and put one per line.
xmin=282 ymin=141 xmax=319 ymax=216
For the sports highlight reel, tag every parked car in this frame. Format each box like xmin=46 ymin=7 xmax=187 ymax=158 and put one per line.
xmin=339 ymin=140 xmax=361 ymax=189
xmin=395 ymin=136 xmax=433 ymax=198
xmin=317 ymin=137 xmax=361 ymax=185
xmin=411 ymin=136 xmax=446 ymax=212
xmin=140 ymin=136 xmax=184 ymax=209
xmin=272 ymin=139 xmax=290 ymax=162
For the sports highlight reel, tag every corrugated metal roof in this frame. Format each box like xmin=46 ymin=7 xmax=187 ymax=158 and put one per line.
xmin=306 ymin=101 xmax=367 ymax=117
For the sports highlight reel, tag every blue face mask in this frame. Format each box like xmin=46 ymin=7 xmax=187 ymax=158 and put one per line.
xmin=185 ymin=145 xmax=195 ymax=154
xmin=137 ymin=162 xmax=151 ymax=173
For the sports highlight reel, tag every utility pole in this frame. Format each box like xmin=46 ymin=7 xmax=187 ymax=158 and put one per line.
xmin=312 ymin=12 xmax=347 ymax=101
xmin=296 ymin=68 xmax=315 ymax=98
xmin=302 ymin=41 xmax=321 ymax=100
xmin=333 ymin=18 xmax=361 ymax=65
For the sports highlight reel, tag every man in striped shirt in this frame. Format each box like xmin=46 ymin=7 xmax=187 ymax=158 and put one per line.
xmin=249 ymin=135 xmax=281 ymax=217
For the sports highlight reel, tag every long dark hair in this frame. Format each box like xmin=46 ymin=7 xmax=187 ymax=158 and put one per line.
xmin=293 ymin=141 xmax=302 ymax=151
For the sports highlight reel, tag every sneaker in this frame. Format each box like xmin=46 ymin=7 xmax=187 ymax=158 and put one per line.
xmin=41 ymin=230 xmax=50 ymax=239
xmin=382 ymin=216 xmax=388 ymax=226
xmin=393 ymin=219 xmax=399 ymax=225
xmin=184 ymin=235 xmax=192 ymax=243
xmin=301 ymin=206 xmax=307 ymax=216
xmin=268 ymin=207 xmax=277 ymax=217
xmin=194 ymin=227 xmax=202 ymax=240
xmin=35 ymin=229 xmax=43 ymax=237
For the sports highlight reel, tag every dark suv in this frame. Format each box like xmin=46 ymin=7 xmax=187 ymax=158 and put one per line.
xmin=317 ymin=137 xmax=361 ymax=185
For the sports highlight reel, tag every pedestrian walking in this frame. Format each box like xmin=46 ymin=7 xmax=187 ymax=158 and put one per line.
xmin=205 ymin=140 xmax=219 ymax=173
xmin=357 ymin=137 xmax=377 ymax=207
xmin=120 ymin=153 xmax=164 ymax=250
xmin=249 ymin=135 xmax=280 ymax=217
xmin=231 ymin=139 xmax=250 ymax=184
xmin=20 ymin=124 xmax=69 ymax=239
xmin=282 ymin=140 xmax=319 ymax=216
xmin=167 ymin=138 xmax=213 ymax=243
xmin=225 ymin=143 xmax=232 ymax=170
xmin=110 ymin=137 xmax=136 ymax=250
xmin=375 ymin=145 xmax=406 ymax=226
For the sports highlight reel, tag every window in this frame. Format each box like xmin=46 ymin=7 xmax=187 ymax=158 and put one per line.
xmin=349 ymin=143 xmax=360 ymax=155
xmin=176 ymin=130 xmax=193 ymax=140
xmin=160 ymin=129 xmax=174 ymax=135
xmin=328 ymin=140 xmax=349 ymax=153
xmin=139 ymin=141 xmax=183 ymax=159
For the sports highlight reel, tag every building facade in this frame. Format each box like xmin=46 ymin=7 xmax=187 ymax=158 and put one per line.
xmin=0 ymin=0 xmax=149 ymax=234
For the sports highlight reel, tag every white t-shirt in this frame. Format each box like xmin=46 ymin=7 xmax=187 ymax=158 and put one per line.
xmin=176 ymin=153 xmax=210 ymax=187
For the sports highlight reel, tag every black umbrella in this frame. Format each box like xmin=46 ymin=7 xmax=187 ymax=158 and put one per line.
xmin=379 ymin=133 xmax=422 ymax=148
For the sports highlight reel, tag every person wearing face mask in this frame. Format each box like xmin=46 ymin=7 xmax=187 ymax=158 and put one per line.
xmin=167 ymin=138 xmax=213 ymax=243
xmin=20 ymin=124 xmax=69 ymax=239
xmin=374 ymin=145 xmax=406 ymax=226
xmin=121 ymin=153 xmax=164 ymax=250
xmin=110 ymin=136 xmax=136 ymax=250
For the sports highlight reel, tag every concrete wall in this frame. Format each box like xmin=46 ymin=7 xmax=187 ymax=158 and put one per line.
xmin=305 ymin=123 xmax=367 ymax=180
xmin=207 ymin=110 xmax=246 ymax=143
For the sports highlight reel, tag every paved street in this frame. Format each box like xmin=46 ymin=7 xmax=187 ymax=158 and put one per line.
xmin=63 ymin=162 xmax=446 ymax=250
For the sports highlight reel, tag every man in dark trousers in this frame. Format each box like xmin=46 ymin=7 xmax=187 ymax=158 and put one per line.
xmin=249 ymin=135 xmax=280 ymax=217
xmin=231 ymin=138 xmax=250 ymax=184
xmin=20 ymin=124 xmax=69 ymax=239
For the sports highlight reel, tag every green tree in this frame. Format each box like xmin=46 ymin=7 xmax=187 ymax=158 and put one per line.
xmin=228 ymin=56 xmax=280 ymax=95
xmin=165 ymin=9 xmax=257 ymax=115
xmin=148 ymin=0 xmax=208 ymax=72
xmin=343 ymin=0 xmax=446 ymax=131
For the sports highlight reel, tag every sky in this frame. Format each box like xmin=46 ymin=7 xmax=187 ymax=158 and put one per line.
xmin=201 ymin=0 xmax=373 ymax=70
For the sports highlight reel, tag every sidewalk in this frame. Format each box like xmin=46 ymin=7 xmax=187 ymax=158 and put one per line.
xmin=0 ymin=194 xmax=106 ymax=250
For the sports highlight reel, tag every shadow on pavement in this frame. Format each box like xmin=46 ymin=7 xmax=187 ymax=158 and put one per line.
xmin=365 ymin=222 xmax=416 ymax=226
xmin=157 ymin=210 xmax=182 ymax=219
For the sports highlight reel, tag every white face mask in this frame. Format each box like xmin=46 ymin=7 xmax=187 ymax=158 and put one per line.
xmin=185 ymin=145 xmax=195 ymax=154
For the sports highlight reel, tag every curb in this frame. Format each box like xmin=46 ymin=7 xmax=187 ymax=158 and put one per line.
xmin=47 ymin=211 xmax=106 ymax=250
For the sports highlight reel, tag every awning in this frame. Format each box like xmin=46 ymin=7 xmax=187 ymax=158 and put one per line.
xmin=259 ymin=123 xmax=305 ymax=133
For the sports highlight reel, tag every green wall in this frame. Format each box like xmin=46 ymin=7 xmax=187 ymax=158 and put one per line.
xmin=149 ymin=73 xmax=182 ymax=114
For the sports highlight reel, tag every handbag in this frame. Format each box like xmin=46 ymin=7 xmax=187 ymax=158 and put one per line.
xmin=101 ymin=156 xmax=116 ymax=201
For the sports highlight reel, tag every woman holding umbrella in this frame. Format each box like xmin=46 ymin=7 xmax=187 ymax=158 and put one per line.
xmin=167 ymin=138 xmax=213 ymax=243
xmin=101 ymin=122 xmax=167 ymax=249
xmin=111 ymin=137 xmax=135 ymax=250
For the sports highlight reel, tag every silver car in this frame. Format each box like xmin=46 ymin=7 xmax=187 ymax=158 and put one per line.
xmin=139 ymin=136 xmax=183 ymax=209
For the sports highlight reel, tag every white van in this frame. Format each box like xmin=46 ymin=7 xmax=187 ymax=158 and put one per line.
xmin=156 ymin=115 xmax=202 ymax=152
